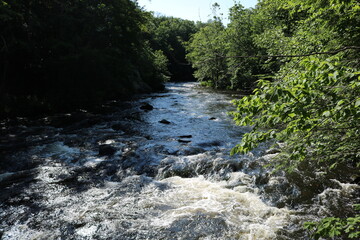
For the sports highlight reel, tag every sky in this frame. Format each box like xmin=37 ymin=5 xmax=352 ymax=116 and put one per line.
xmin=137 ymin=0 xmax=258 ymax=24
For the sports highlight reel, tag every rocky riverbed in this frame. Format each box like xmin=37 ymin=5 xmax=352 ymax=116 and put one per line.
xmin=0 ymin=82 xmax=358 ymax=239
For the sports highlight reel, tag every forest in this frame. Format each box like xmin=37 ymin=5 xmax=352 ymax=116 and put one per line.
xmin=0 ymin=0 xmax=197 ymax=117
xmin=0 ymin=0 xmax=359 ymax=239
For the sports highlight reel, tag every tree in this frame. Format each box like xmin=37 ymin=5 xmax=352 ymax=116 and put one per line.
xmin=186 ymin=20 xmax=228 ymax=88
xmin=225 ymin=3 xmax=266 ymax=90
xmin=0 ymin=0 xmax=168 ymax=117
xmin=186 ymin=2 xmax=273 ymax=90
xmin=231 ymin=56 xmax=360 ymax=171
xmin=144 ymin=16 xmax=198 ymax=82
xmin=230 ymin=0 xmax=360 ymax=237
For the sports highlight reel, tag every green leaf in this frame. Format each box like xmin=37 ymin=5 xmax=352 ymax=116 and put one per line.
xmin=355 ymin=99 xmax=360 ymax=108
xmin=322 ymin=111 xmax=331 ymax=117
xmin=288 ymin=113 xmax=296 ymax=118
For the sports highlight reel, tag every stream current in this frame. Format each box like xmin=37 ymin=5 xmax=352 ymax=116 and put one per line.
xmin=0 ymin=82 xmax=358 ymax=239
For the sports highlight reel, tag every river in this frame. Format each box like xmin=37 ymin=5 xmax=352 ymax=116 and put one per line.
xmin=0 ymin=82 xmax=358 ymax=239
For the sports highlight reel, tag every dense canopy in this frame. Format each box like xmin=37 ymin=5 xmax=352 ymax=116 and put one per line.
xmin=0 ymin=0 xmax=196 ymax=117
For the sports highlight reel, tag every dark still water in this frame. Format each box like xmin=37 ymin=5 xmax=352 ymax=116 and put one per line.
xmin=0 ymin=82 xmax=358 ymax=239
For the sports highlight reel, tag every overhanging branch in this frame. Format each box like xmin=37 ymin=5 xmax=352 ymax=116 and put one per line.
xmin=197 ymin=46 xmax=360 ymax=63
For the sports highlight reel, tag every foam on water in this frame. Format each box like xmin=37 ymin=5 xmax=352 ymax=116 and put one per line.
xmin=2 ymin=224 xmax=50 ymax=240
xmin=1 ymin=173 xmax=289 ymax=239
xmin=76 ymin=225 xmax=98 ymax=237
xmin=140 ymin=176 xmax=290 ymax=239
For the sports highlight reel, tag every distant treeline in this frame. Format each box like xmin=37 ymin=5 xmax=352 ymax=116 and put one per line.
xmin=186 ymin=1 xmax=359 ymax=91
xmin=0 ymin=0 xmax=198 ymax=117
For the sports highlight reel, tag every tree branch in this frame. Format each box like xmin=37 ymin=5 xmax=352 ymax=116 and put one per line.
xmin=198 ymin=46 xmax=360 ymax=63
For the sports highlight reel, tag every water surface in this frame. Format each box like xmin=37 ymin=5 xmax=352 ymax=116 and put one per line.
xmin=0 ymin=82 xmax=358 ymax=239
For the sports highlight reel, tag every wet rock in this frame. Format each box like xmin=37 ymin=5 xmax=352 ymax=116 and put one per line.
xmin=47 ymin=112 xmax=96 ymax=128
xmin=0 ymin=169 xmax=36 ymax=187
xmin=179 ymin=135 xmax=192 ymax=138
xmin=73 ymin=223 xmax=86 ymax=229
xmin=111 ymin=124 xmax=124 ymax=131
xmin=177 ymin=147 xmax=205 ymax=156
xmin=50 ymin=175 xmax=78 ymax=186
xmin=144 ymin=135 xmax=152 ymax=140
xmin=123 ymin=150 xmax=138 ymax=159
xmin=178 ymin=139 xmax=191 ymax=143
xmin=141 ymin=166 xmax=158 ymax=177
xmin=160 ymin=166 xmax=196 ymax=179
xmin=351 ymin=176 xmax=360 ymax=184
xmin=140 ymin=103 xmax=154 ymax=111
xmin=256 ymin=173 xmax=270 ymax=185
xmin=197 ymin=140 xmax=222 ymax=148
xmin=159 ymin=119 xmax=171 ymax=124
xmin=99 ymin=144 xmax=117 ymax=156
xmin=247 ymin=159 xmax=263 ymax=170
xmin=227 ymin=161 xmax=245 ymax=172
xmin=209 ymin=117 xmax=217 ymax=120
xmin=125 ymin=112 xmax=143 ymax=122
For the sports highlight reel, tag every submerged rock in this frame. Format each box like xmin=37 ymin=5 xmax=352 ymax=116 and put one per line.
xmin=140 ymin=103 xmax=154 ymax=111
xmin=111 ymin=124 xmax=124 ymax=131
xmin=177 ymin=147 xmax=205 ymax=156
xmin=197 ymin=140 xmax=222 ymax=148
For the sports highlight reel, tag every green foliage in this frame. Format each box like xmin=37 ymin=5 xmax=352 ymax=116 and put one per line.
xmin=186 ymin=2 xmax=274 ymax=90
xmin=185 ymin=0 xmax=359 ymax=92
xmin=304 ymin=205 xmax=360 ymax=239
xmin=144 ymin=16 xmax=198 ymax=82
xmin=153 ymin=49 xmax=170 ymax=82
xmin=0 ymin=0 xmax=167 ymax=117
xmin=186 ymin=20 xmax=228 ymax=88
xmin=230 ymin=0 xmax=360 ymax=170
xmin=228 ymin=0 xmax=360 ymax=238
xmin=231 ymin=56 xmax=360 ymax=171
xmin=226 ymin=4 xmax=266 ymax=90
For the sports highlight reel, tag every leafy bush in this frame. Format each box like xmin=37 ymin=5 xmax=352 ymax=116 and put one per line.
xmin=231 ymin=56 xmax=360 ymax=172
xmin=304 ymin=205 xmax=360 ymax=239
